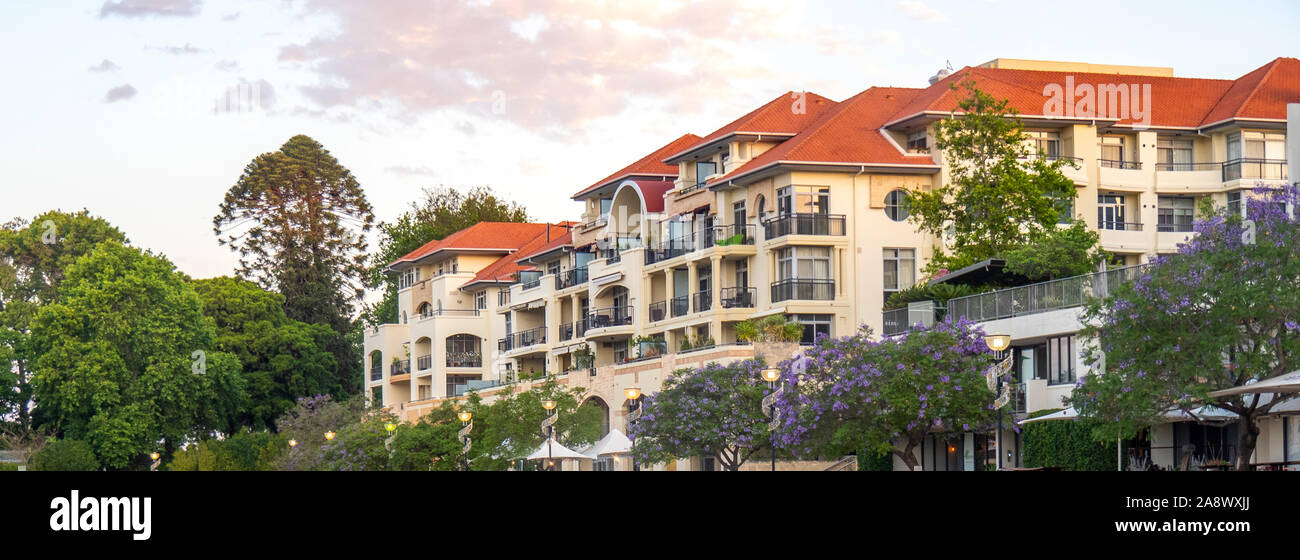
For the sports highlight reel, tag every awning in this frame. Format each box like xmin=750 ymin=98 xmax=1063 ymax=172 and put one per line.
xmin=511 ymin=298 xmax=545 ymax=311
xmin=1208 ymin=369 xmax=1300 ymax=398
xmin=591 ymin=272 xmax=622 ymax=287
xmin=1018 ymin=407 xmax=1078 ymax=424
xmin=1017 ymin=405 xmax=1237 ymax=424
xmin=579 ymin=429 xmax=633 ymax=458
xmin=526 ymin=438 xmax=592 ymax=460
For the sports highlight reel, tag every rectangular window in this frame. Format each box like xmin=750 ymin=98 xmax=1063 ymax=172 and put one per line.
xmin=1157 ymin=196 xmax=1195 ymax=232
xmin=777 ymin=247 xmax=831 ymax=281
xmin=776 ymin=185 xmax=830 ymax=215
xmin=882 ymin=248 xmax=916 ymax=304
xmin=695 ymin=161 xmax=717 ymax=187
xmin=732 ymin=200 xmax=746 ymax=228
xmin=1047 ymin=335 xmax=1076 ymax=385
xmin=599 ymin=198 xmax=612 ymax=217
xmin=1025 ymin=131 xmax=1061 ymax=158
xmin=906 ymin=130 xmax=928 ymax=153
xmin=1226 ymin=132 xmax=1241 ymax=161
xmin=1097 ymin=194 xmax=1128 ymax=230
xmin=547 ymin=261 xmax=560 ymax=277
xmin=475 ymin=290 xmax=487 ymax=310
xmin=1098 ymin=136 xmax=1125 ymax=162
xmin=790 ymin=313 xmax=832 ymax=345
xmin=1227 ymin=191 xmax=1243 ymax=216
xmin=1157 ymin=137 xmax=1193 ymax=167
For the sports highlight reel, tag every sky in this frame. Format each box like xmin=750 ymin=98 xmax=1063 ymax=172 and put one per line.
xmin=1 ymin=0 xmax=1297 ymax=283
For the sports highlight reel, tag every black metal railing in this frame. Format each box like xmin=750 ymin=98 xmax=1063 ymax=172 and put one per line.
xmin=417 ymin=309 xmax=481 ymax=319
xmin=370 ymin=365 xmax=383 ymax=381
xmin=1099 ymin=220 xmax=1143 ymax=231
xmin=707 ymin=224 xmax=757 ymax=247
xmin=677 ymin=181 xmax=709 ymax=197
xmin=693 ymin=290 xmax=712 ymax=313
xmin=1157 ymin=221 xmax=1194 ymax=233
xmin=390 ymin=360 xmax=410 ymax=375
xmin=1155 ymin=161 xmax=1221 ymax=171
xmin=645 ymin=234 xmax=694 ymax=265
xmin=585 ymin=306 xmax=633 ymax=330
xmin=763 ymin=213 xmax=846 ymax=239
xmin=882 ymin=307 xmax=909 ymax=337
xmin=521 ymin=277 xmax=542 ymax=290
xmin=947 ymin=264 xmax=1147 ymax=323
xmin=720 ymin=286 xmax=754 ymax=308
xmin=1098 ymin=159 xmax=1141 ymax=170
xmin=600 ymin=247 xmax=621 ymax=264
xmin=670 ymin=295 xmax=689 ymax=317
xmin=556 ymin=267 xmax=588 ymax=289
xmin=1222 ymin=158 xmax=1288 ymax=181
xmin=559 ymin=322 xmax=575 ymax=341
xmin=771 ymin=279 xmax=835 ymax=302
xmin=447 ymin=352 xmax=482 ymax=368
xmin=416 ymin=354 xmax=432 ymax=371
xmin=513 ymin=326 xmax=546 ymax=349
xmin=649 ymin=301 xmax=667 ymax=322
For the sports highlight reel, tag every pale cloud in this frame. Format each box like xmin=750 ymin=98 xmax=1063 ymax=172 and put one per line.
xmin=222 ymin=11 xmax=240 ymax=21
xmin=385 ymin=165 xmax=440 ymax=177
xmin=99 ymin=0 xmax=201 ymax=18
xmin=88 ymin=59 xmax=121 ymax=72
xmin=105 ymin=84 xmax=138 ymax=103
xmin=280 ymin=0 xmax=802 ymax=133
xmin=898 ymin=0 xmax=949 ymax=22
xmin=149 ymin=43 xmax=206 ymax=55
xmin=214 ymin=59 xmax=239 ymax=71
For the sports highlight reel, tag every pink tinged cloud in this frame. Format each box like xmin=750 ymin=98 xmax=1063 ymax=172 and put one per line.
xmin=99 ymin=0 xmax=202 ymax=18
xmin=105 ymin=84 xmax=138 ymax=103
xmin=280 ymin=0 xmax=790 ymax=131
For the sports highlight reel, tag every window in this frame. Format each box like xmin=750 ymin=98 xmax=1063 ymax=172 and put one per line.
xmin=734 ymin=259 xmax=748 ymax=288
xmin=776 ymin=185 xmax=830 ymax=215
xmin=1157 ymin=137 xmax=1193 ymax=167
xmin=1227 ymin=191 xmax=1243 ymax=216
xmin=790 ymin=313 xmax=832 ymax=345
xmin=882 ymin=248 xmax=916 ymax=304
xmin=1015 ymin=345 xmax=1047 ymax=382
xmin=1097 ymin=194 xmax=1128 ymax=230
xmin=698 ymin=456 xmax=716 ymax=471
xmin=906 ymin=130 xmax=928 ymax=153
xmin=1098 ymin=136 xmax=1125 ymax=162
xmin=474 ymin=290 xmax=487 ymax=310
xmin=1157 ymin=196 xmax=1195 ymax=232
xmin=599 ymin=198 xmax=612 ymax=217
xmin=1025 ymin=131 xmax=1061 ymax=158
xmin=593 ymin=457 xmax=615 ymax=471
xmin=1047 ymin=335 xmax=1076 ymax=385
xmin=547 ymin=261 xmax=560 ymax=277
xmin=777 ymin=247 xmax=831 ymax=280
xmin=732 ymin=200 xmax=746 ymax=228
xmin=1226 ymin=132 xmax=1241 ymax=161
xmin=1053 ymin=191 xmax=1076 ymax=224
xmin=884 ymin=189 xmax=909 ymax=222
xmin=695 ymin=161 xmax=717 ymax=187
xmin=447 ymin=334 xmax=482 ymax=368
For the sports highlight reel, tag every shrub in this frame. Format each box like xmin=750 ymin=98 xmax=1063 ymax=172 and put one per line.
xmin=31 ymin=439 xmax=100 ymax=471
xmin=1021 ymin=408 xmax=1117 ymax=471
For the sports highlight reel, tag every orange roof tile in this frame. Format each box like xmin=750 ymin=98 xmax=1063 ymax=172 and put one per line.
xmin=514 ymin=227 xmax=574 ymax=264
xmin=1201 ymin=57 xmax=1300 ymax=126
xmin=390 ymin=222 xmax=551 ymax=268
xmin=572 ymin=133 xmax=702 ymax=200
xmin=461 ymin=223 xmax=575 ymax=290
xmin=666 ymin=91 xmax=838 ymax=162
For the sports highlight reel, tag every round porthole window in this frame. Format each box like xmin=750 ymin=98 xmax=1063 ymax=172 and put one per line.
xmin=885 ymin=189 xmax=910 ymax=222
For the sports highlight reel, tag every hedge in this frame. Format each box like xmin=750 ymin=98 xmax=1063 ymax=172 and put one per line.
xmin=1021 ymin=408 xmax=1117 ymax=471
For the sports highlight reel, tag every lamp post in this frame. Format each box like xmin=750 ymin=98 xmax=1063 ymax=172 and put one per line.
xmin=288 ymin=439 xmax=298 ymax=449
xmin=458 ymin=411 xmax=473 ymax=471
xmin=149 ymin=452 xmax=160 ymax=472
xmin=541 ymin=398 xmax=557 ymax=471
xmin=324 ymin=430 xmax=336 ymax=442
xmin=624 ymin=387 xmax=642 ymax=472
xmin=984 ymin=334 xmax=1012 ymax=471
xmin=760 ymin=367 xmax=782 ymax=472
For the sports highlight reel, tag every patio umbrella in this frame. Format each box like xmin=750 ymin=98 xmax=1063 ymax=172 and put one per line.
xmin=582 ymin=429 xmax=633 ymax=458
xmin=1158 ymin=405 xmax=1237 ymax=423
xmin=1208 ymin=369 xmax=1300 ymax=398
xmin=1017 ymin=407 xmax=1078 ymax=424
xmin=526 ymin=438 xmax=591 ymax=461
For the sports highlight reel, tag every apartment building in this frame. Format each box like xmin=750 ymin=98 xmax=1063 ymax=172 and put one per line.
xmin=365 ymin=56 xmax=1297 ymax=471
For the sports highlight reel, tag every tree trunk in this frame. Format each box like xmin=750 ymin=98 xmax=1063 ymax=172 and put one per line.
xmin=1233 ymin=414 xmax=1259 ymax=471
xmin=894 ymin=439 xmax=920 ymax=471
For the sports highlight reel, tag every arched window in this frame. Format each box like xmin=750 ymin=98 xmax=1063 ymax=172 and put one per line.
xmin=446 ymin=334 xmax=482 ymax=368
xmin=416 ymin=302 xmax=431 ymax=317
xmin=885 ymin=189 xmax=910 ymax=222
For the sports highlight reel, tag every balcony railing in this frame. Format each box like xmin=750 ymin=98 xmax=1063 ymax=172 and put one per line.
xmin=706 ymin=224 xmax=757 ymax=247
xmin=1099 ymin=220 xmax=1143 ymax=231
xmin=649 ymin=301 xmax=667 ymax=322
xmin=1222 ymin=158 xmax=1288 ymax=181
xmin=585 ymin=306 xmax=632 ymax=330
xmin=693 ymin=290 xmax=712 ymax=313
xmin=720 ymin=286 xmax=754 ymax=308
xmin=771 ymin=279 xmax=835 ymax=302
xmin=370 ymin=365 xmax=383 ymax=381
xmin=947 ymin=264 xmax=1148 ymax=323
xmin=390 ymin=360 xmax=410 ymax=375
xmin=513 ymin=326 xmax=546 ymax=350
xmin=670 ymin=295 xmax=689 ymax=317
xmin=1155 ymin=161 xmax=1221 ymax=171
xmin=416 ymin=354 xmax=432 ymax=371
xmin=763 ymin=213 xmax=846 ymax=239
xmin=645 ymin=234 xmax=695 ymax=265
xmin=559 ymin=322 xmax=575 ymax=341
xmin=556 ymin=267 xmax=588 ymax=290
xmin=417 ymin=309 xmax=481 ymax=319
xmin=1156 ymin=221 xmax=1194 ymax=233
xmin=521 ymin=277 xmax=543 ymax=291
xmin=600 ymin=248 xmax=621 ymax=263
xmin=447 ymin=352 xmax=482 ymax=368
xmin=579 ymin=217 xmax=607 ymax=231
xmin=1099 ymin=159 xmax=1141 ymax=170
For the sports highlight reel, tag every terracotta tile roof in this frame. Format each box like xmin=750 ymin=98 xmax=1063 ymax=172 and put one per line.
xmin=710 ymin=87 xmax=936 ymax=185
xmin=461 ymin=223 xmax=576 ymax=290
xmin=390 ymin=222 xmax=550 ymax=268
xmin=571 ymin=133 xmax=702 ymax=200
xmin=514 ymin=228 xmax=574 ymax=264
xmin=665 ymin=91 xmax=838 ymax=162
xmin=1201 ymin=57 xmax=1300 ymax=126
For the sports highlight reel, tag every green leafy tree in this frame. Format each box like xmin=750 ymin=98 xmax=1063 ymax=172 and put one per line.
xmin=363 ymin=186 xmax=528 ymax=326
xmin=734 ymin=315 xmax=803 ymax=343
xmin=466 ymin=379 xmax=602 ymax=471
xmin=1020 ymin=409 xmax=1117 ymax=471
xmin=28 ymin=243 xmax=247 ymax=469
xmin=318 ymin=411 xmax=398 ymax=471
xmin=908 ymin=79 xmax=1078 ymax=273
xmin=212 ymin=135 xmax=375 ymax=394
xmin=774 ymin=321 xmax=1000 ymax=471
xmin=1003 ymin=219 xmax=1107 ymax=281
xmin=273 ymin=393 xmax=368 ymax=471
xmin=193 ymin=277 xmax=340 ymax=430
xmin=30 ymin=438 xmax=100 ymax=471
xmin=628 ymin=360 xmax=775 ymax=471
xmin=0 ymin=210 xmax=128 ymax=429
xmin=389 ymin=404 xmax=463 ymax=471
xmin=1068 ymin=187 xmax=1300 ymax=470
xmin=165 ymin=430 xmax=286 ymax=471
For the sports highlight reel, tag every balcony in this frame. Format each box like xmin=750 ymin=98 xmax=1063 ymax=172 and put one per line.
xmin=1098 ymin=159 xmax=1141 ymax=170
xmin=670 ymin=295 xmax=689 ymax=318
xmin=1098 ymin=220 xmax=1143 ymax=232
xmin=1156 ymin=162 xmax=1220 ymax=172
xmin=771 ymin=279 xmax=834 ymax=302
xmin=693 ymin=290 xmax=712 ymax=313
xmin=390 ymin=360 xmax=410 ymax=375
xmin=1156 ymin=162 xmax=1224 ymax=192
xmin=705 ymin=224 xmax=757 ymax=247
xmin=946 ymin=264 xmax=1148 ymax=323
xmin=763 ymin=213 xmax=846 ymax=239
xmin=1222 ymin=158 xmax=1288 ymax=182
xmin=881 ymin=301 xmax=942 ymax=337
xmin=511 ymin=326 xmax=547 ymax=351
xmin=1156 ymin=221 xmax=1194 ymax=233
xmin=585 ymin=306 xmax=632 ymax=330
xmin=648 ymin=301 xmax=667 ymax=322
xmin=645 ymin=234 xmax=695 ymax=265
xmin=369 ymin=365 xmax=382 ymax=381
xmin=417 ymin=309 xmax=481 ymax=320
xmin=447 ymin=352 xmax=482 ymax=368
xmin=720 ymin=286 xmax=754 ymax=309
xmin=416 ymin=354 xmax=432 ymax=371
xmin=556 ymin=267 xmax=588 ymax=290
xmin=559 ymin=322 xmax=575 ymax=341
xmin=521 ymin=277 xmax=543 ymax=291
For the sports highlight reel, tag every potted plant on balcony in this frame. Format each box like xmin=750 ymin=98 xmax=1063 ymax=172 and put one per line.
xmin=736 ymin=315 xmax=803 ymax=362
xmin=572 ymin=345 xmax=594 ymax=370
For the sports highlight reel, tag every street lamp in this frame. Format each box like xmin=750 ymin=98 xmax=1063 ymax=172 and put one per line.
xmin=624 ymin=387 xmax=643 ymax=472
xmin=541 ymin=399 xmax=557 ymax=470
xmin=385 ymin=422 xmax=397 ymax=434
xmin=288 ymin=439 xmax=298 ymax=449
xmin=324 ymin=431 xmax=336 ymax=441
xmin=149 ymin=452 xmax=160 ymax=461
xmin=984 ymin=334 xmax=1011 ymax=471
xmin=458 ymin=411 xmax=473 ymax=471
xmin=760 ymin=367 xmax=782 ymax=471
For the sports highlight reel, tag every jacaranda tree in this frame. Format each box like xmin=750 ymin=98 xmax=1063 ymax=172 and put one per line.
xmin=628 ymin=359 xmax=775 ymax=471
xmin=1068 ymin=184 xmax=1300 ymax=470
xmin=773 ymin=321 xmax=1001 ymax=471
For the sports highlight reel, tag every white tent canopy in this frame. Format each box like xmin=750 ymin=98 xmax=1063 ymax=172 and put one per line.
xmin=526 ymin=438 xmax=591 ymax=461
xmin=1017 ymin=405 xmax=1238 ymax=424
xmin=580 ymin=429 xmax=633 ymax=458
xmin=1018 ymin=407 xmax=1078 ymax=424
xmin=1209 ymin=369 xmax=1300 ymax=398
